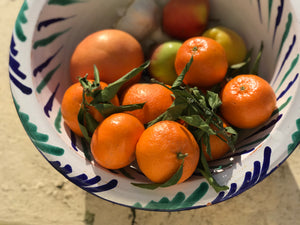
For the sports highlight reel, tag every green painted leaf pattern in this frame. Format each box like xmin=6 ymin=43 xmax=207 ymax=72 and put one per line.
xmin=15 ymin=0 xmax=28 ymax=42
xmin=33 ymin=28 xmax=71 ymax=49
xmin=133 ymin=182 xmax=209 ymax=210
xmin=288 ymin=118 xmax=300 ymax=155
xmin=13 ymin=97 xmax=64 ymax=156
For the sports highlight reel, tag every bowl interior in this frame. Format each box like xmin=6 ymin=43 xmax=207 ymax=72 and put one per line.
xmin=10 ymin=0 xmax=300 ymax=211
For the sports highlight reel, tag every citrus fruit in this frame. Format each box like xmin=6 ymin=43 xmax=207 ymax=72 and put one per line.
xmin=136 ymin=120 xmax=200 ymax=184
xmin=149 ymin=41 xmax=182 ymax=85
xmin=162 ymin=0 xmax=209 ymax=40
xmin=69 ymin=29 xmax=144 ymax=86
xmin=203 ymin=26 xmax=247 ymax=65
xmin=61 ymin=81 xmax=119 ymax=137
xmin=175 ymin=36 xmax=228 ymax=89
xmin=220 ymin=74 xmax=277 ymax=129
xmin=202 ymin=120 xmax=231 ymax=161
xmin=121 ymin=83 xmax=174 ymax=124
xmin=91 ymin=113 xmax=145 ymax=170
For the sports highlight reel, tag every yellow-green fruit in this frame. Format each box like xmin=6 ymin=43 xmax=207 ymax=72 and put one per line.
xmin=203 ymin=26 xmax=247 ymax=65
xmin=149 ymin=41 xmax=182 ymax=85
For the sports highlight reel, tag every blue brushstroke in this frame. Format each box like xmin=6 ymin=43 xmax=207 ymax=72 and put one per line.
xmin=44 ymin=83 xmax=60 ymax=117
xmin=10 ymin=35 xmax=18 ymax=56
xmin=33 ymin=46 xmax=63 ymax=77
xmin=272 ymin=0 xmax=284 ymax=46
xmin=71 ymin=131 xmax=79 ymax=151
xmin=37 ymin=16 xmax=75 ymax=31
xmin=9 ymin=72 xmax=32 ymax=95
xmin=81 ymin=180 xmax=118 ymax=193
xmin=273 ymin=34 xmax=296 ymax=85
xmin=51 ymin=161 xmax=72 ymax=174
xmin=276 ymin=73 xmax=299 ymax=101
xmin=211 ymin=146 xmax=275 ymax=204
xmin=71 ymin=174 xmax=101 ymax=187
xmin=50 ymin=160 xmax=118 ymax=193
xmin=9 ymin=53 xmax=27 ymax=80
xmin=257 ymin=0 xmax=263 ymax=23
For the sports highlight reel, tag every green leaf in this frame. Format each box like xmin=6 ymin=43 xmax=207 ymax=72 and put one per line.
xmin=203 ymin=133 xmax=212 ymax=159
xmin=94 ymin=102 xmax=145 ymax=118
xmin=180 ymin=115 xmax=216 ymax=135
xmin=98 ymin=61 xmax=150 ymax=102
xmin=131 ymin=160 xmax=184 ymax=190
xmin=93 ymin=64 xmax=100 ymax=85
xmin=250 ymin=42 xmax=264 ymax=75
xmin=206 ymin=90 xmax=222 ymax=111
xmin=226 ymin=49 xmax=252 ymax=79
xmin=197 ymin=146 xmax=229 ymax=192
xmin=147 ymin=93 xmax=188 ymax=127
xmin=172 ymin=56 xmax=193 ymax=88
xmin=81 ymin=137 xmax=93 ymax=161
xmin=78 ymin=107 xmax=92 ymax=143
xmin=84 ymin=109 xmax=99 ymax=134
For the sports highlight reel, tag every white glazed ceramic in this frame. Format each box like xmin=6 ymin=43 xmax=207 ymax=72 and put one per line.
xmin=9 ymin=0 xmax=300 ymax=211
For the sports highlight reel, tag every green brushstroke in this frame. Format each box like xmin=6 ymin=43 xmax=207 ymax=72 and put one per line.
xmin=33 ymin=28 xmax=71 ymax=49
xmin=55 ymin=108 xmax=62 ymax=133
xmin=288 ymin=118 xmax=300 ymax=154
xmin=48 ymin=0 xmax=86 ymax=5
xmin=275 ymin=54 xmax=299 ymax=93
xmin=36 ymin=64 xmax=61 ymax=93
xmin=277 ymin=96 xmax=292 ymax=113
xmin=13 ymin=97 xmax=64 ymax=156
xmin=133 ymin=182 xmax=209 ymax=210
xmin=268 ymin=0 xmax=273 ymax=30
xmin=15 ymin=0 xmax=28 ymax=42
xmin=277 ymin=13 xmax=292 ymax=60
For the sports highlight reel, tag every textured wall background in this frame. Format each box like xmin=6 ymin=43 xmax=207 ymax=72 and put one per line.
xmin=1 ymin=1 xmax=300 ymax=225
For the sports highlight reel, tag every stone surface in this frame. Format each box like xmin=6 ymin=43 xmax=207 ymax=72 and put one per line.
xmin=1 ymin=0 xmax=300 ymax=225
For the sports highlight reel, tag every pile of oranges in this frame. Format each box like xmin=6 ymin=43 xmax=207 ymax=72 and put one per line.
xmin=61 ymin=12 xmax=276 ymax=191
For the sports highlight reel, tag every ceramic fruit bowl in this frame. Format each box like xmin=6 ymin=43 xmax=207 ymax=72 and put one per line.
xmin=9 ymin=0 xmax=300 ymax=211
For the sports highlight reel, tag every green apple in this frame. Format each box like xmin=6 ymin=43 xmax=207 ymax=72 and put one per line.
xmin=149 ymin=41 xmax=182 ymax=85
xmin=203 ymin=26 xmax=247 ymax=66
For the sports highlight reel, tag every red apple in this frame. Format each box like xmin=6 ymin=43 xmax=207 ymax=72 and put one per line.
xmin=162 ymin=0 xmax=210 ymax=40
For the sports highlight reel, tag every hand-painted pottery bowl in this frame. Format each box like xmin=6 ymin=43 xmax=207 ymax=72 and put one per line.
xmin=9 ymin=0 xmax=300 ymax=211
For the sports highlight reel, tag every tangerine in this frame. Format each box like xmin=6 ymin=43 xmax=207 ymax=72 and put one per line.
xmin=91 ymin=113 xmax=145 ymax=169
xmin=61 ymin=81 xmax=119 ymax=137
xmin=174 ymin=36 xmax=228 ymax=88
xmin=121 ymin=83 xmax=174 ymax=124
xmin=202 ymin=120 xmax=231 ymax=161
xmin=136 ymin=120 xmax=200 ymax=184
xmin=69 ymin=29 xmax=144 ymax=87
xmin=220 ymin=74 xmax=277 ymax=129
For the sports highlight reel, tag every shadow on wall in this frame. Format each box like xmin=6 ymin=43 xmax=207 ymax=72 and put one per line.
xmin=84 ymin=161 xmax=300 ymax=225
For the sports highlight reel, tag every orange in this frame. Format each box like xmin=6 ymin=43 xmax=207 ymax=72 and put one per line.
xmin=202 ymin=120 xmax=231 ymax=161
xmin=91 ymin=113 xmax=145 ymax=169
xmin=174 ymin=36 xmax=228 ymax=89
xmin=61 ymin=81 xmax=119 ymax=137
xmin=136 ymin=120 xmax=200 ymax=184
xmin=121 ymin=83 xmax=174 ymax=124
xmin=69 ymin=29 xmax=144 ymax=87
xmin=220 ymin=74 xmax=277 ymax=129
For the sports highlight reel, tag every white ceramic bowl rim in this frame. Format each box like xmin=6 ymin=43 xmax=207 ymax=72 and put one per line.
xmin=9 ymin=0 xmax=300 ymax=211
